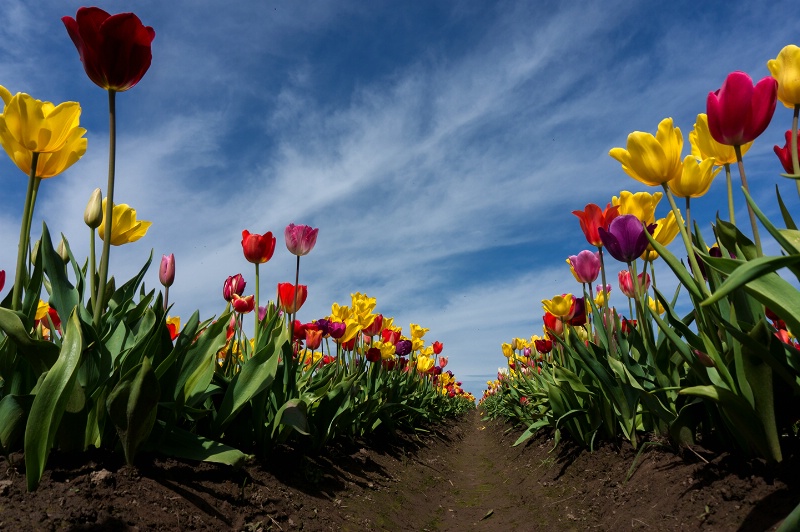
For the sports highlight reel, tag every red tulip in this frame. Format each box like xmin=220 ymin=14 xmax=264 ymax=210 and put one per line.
xmin=774 ymin=130 xmax=800 ymax=174
xmin=241 ymin=230 xmax=276 ymax=264
xmin=0 ymin=270 xmax=4 ymax=292
xmin=362 ymin=314 xmax=383 ymax=336
xmin=381 ymin=328 xmax=400 ymax=345
xmin=572 ymin=203 xmax=620 ymax=247
xmin=305 ymin=328 xmax=323 ymax=350
xmin=706 ymin=71 xmax=777 ymax=146
xmin=231 ymin=294 xmax=255 ymax=314
xmin=62 ymin=7 xmax=155 ymax=92
xmin=366 ymin=347 xmax=382 ymax=363
xmin=432 ymin=341 xmax=444 ymax=355
xmin=543 ymin=312 xmax=563 ymax=339
xmin=223 ymin=274 xmax=246 ymax=301
xmin=618 ymin=270 xmax=651 ymax=298
xmin=277 ymin=283 xmax=308 ymax=313
xmin=534 ymin=338 xmax=553 ymax=354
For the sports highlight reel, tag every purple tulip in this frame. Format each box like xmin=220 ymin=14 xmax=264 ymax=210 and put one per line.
xmin=159 ymin=253 xmax=175 ymax=288
xmin=328 ymin=321 xmax=346 ymax=339
xmin=395 ymin=339 xmax=412 ymax=357
xmin=315 ymin=318 xmax=331 ymax=336
xmin=598 ymin=215 xmax=656 ymax=263
xmin=568 ymin=250 xmax=601 ymax=284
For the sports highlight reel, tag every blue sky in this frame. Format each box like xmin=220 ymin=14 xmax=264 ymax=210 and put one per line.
xmin=2 ymin=1 xmax=800 ymax=397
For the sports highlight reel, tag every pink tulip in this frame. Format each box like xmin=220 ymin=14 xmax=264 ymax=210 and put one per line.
xmin=159 ymin=253 xmax=175 ymax=287
xmin=618 ymin=270 xmax=651 ymax=298
xmin=706 ymin=71 xmax=777 ymax=146
xmin=568 ymin=250 xmax=601 ymax=284
xmin=285 ymin=223 xmax=319 ymax=256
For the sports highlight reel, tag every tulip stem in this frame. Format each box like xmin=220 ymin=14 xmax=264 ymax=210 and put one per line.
xmin=254 ymin=262 xmax=260 ymax=347
xmin=792 ymin=105 xmax=800 ymax=199
xmin=89 ymin=228 xmax=97 ymax=313
xmin=733 ymin=144 xmax=762 ymax=257
xmin=12 ymin=153 xmax=40 ymax=311
xmin=94 ymin=89 xmax=117 ymax=328
xmin=660 ymin=184 xmax=710 ymax=297
xmin=291 ymin=255 xmax=301 ymax=331
xmin=724 ymin=163 xmax=735 ymax=225
xmin=597 ymin=247 xmax=614 ymax=349
xmin=685 ymin=197 xmax=692 ymax=238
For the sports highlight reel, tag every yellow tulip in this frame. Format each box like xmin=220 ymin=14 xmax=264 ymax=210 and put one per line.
xmin=612 ymin=191 xmax=662 ymax=224
xmin=0 ymin=87 xmax=82 ymax=154
xmin=97 ymin=199 xmax=151 ymax=246
xmin=668 ymin=156 xmax=722 ymax=198
xmin=542 ymin=294 xmax=573 ymax=318
xmin=501 ymin=343 xmax=514 ymax=358
xmin=641 ymin=211 xmax=680 ymax=261
xmin=410 ymin=323 xmax=429 ymax=339
xmin=373 ymin=340 xmax=396 ymax=360
xmin=416 ymin=355 xmax=435 ymax=373
xmin=35 ymin=299 xmax=50 ymax=321
xmin=609 ymin=118 xmax=683 ymax=186
xmin=647 ymin=296 xmax=666 ymax=315
xmin=594 ymin=288 xmax=609 ymax=308
xmin=0 ymin=125 xmax=87 ymax=179
xmin=768 ymin=44 xmax=800 ymax=108
xmin=689 ymin=113 xmax=751 ymax=165
xmin=330 ymin=302 xmax=352 ymax=323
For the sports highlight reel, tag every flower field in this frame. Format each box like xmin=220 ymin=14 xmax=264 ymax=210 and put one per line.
xmin=2 ymin=5 xmax=800 ymax=531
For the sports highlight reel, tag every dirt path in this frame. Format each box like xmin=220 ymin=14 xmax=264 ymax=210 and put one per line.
xmin=1 ymin=410 xmax=798 ymax=530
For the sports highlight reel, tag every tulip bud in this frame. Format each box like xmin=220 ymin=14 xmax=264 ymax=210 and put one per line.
xmin=0 ymin=270 xmax=5 ymax=292
xmin=84 ymin=188 xmax=103 ymax=229
xmin=57 ymin=238 xmax=70 ymax=264
xmin=159 ymin=253 xmax=175 ymax=287
xmin=30 ymin=239 xmax=41 ymax=266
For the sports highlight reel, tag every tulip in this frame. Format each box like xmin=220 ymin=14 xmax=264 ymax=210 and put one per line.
xmin=0 ymin=87 xmax=83 ymax=155
xmin=285 ymin=223 xmax=319 ymax=256
xmin=0 ymin=270 xmax=4 ymax=292
xmin=241 ymin=230 xmax=276 ymax=264
xmin=694 ymin=349 xmax=716 ymax=368
xmin=381 ymin=328 xmax=401 ymax=345
xmin=621 ymin=319 xmax=637 ymax=335
xmin=277 ymin=282 xmax=308 ymax=314
xmin=706 ymin=71 xmax=777 ymax=146
xmin=566 ymin=297 xmax=587 ymax=326
xmin=618 ymin=270 xmax=650 ymax=298
xmin=438 ymin=356 xmax=448 ymax=369
xmin=567 ymin=250 xmax=601 ymax=284
xmin=534 ymin=337 xmax=553 ymax=354
xmin=432 ymin=341 xmax=444 ymax=355
xmin=609 ymin=118 xmax=683 ymax=186
xmin=542 ymin=294 xmax=573 ymax=318
xmin=598 ymin=215 xmax=656 ymax=264
xmin=305 ymin=328 xmax=323 ymax=351
xmin=767 ymin=45 xmax=800 ymax=108
xmin=328 ymin=321 xmax=346 ymax=340
xmin=594 ymin=284 xmax=611 ymax=308
xmin=572 ymin=203 xmax=620 ymax=247
xmin=416 ymin=356 xmax=435 ymax=373
xmin=690 ymin=113 xmax=751 ymax=166
xmin=97 ymin=199 xmax=151 ymax=245
xmin=647 ymin=296 xmax=665 ymax=315
xmin=231 ymin=294 xmax=255 ymax=314
xmin=668 ymin=156 xmax=721 ymax=199
xmin=543 ymin=312 xmax=563 ymax=339
xmin=166 ymin=316 xmax=180 ymax=341
xmin=366 ymin=347 xmax=382 ymax=363
xmin=62 ymin=7 xmax=155 ymax=92
xmin=641 ymin=212 xmax=680 ymax=262
xmin=159 ymin=254 xmax=175 ymax=287
xmin=0 ymin=122 xmax=87 ymax=179
xmin=395 ymin=339 xmax=412 ymax=357
xmin=84 ymin=188 xmax=103 ymax=229
xmin=612 ymin=191 xmax=662 ymax=225
xmin=223 ymin=274 xmax=246 ymax=301
xmin=362 ymin=313 xmax=384 ymax=336
xmin=774 ymin=130 xmax=800 ymax=174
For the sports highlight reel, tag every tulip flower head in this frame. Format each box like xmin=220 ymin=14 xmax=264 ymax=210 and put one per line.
xmin=618 ymin=270 xmax=651 ymax=298
xmin=285 ymin=223 xmax=319 ymax=256
xmin=567 ymin=250 xmax=601 ymax=284
xmin=166 ymin=316 xmax=180 ymax=341
xmin=767 ymin=45 xmax=800 ymax=108
xmin=543 ymin=312 xmax=563 ymax=339
xmin=84 ymin=188 xmax=103 ymax=229
xmin=609 ymin=118 xmax=684 ymax=186
xmin=0 ymin=270 xmax=5 ymax=293
xmin=223 ymin=273 xmax=246 ymax=301
xmin=599 ymin=215 xmax=656 ymax=264
xmin=774 ymin=130 xmax=800 ymax=174
xmin=690 ymin=113 xmax=751 ymax=166
xmin=97 ymin=199 xmax=151 ymax=246
xmin=277 ymin=282 xmax=308 ymax=314
xmin=159 ymin=254 xmax=175 ymax=288
xmin=305 ymin=328 xmax=323 ymax=350
xmin=432 ymin=341 xmax=444 ymax=355
xmin=668 ymin=156 xmax=722 ymax=199
xmin=241 ymin=230 xmax=276 ymax=264
xmin=641 ymin=212 xmax=680 ymax=262
xmin=706 ymin=71 xmax=777 ymax=146
xmin=572 ymin=203 xmax=620 ymax=247
xmin=542 ymin=294 xmax=573 ymax=318
xmin=612 ymin=191 xmax=662 ymax=225
xmin=594 ymin=284 xmax=611 ymax=308
xmin=231 ymin=293 xmax=255 ymax=314
xmin=62 ymin=8 xmax=155 ymax=92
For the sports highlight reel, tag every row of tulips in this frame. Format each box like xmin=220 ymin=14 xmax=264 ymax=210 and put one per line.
xmin=0 ymin=7 xmax=474 ymax=492
xmin=482 ymin=45 xmax=800 ymax=464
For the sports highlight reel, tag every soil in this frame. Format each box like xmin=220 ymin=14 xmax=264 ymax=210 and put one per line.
xmin=1 ymin=410 xmax=798 ymax=531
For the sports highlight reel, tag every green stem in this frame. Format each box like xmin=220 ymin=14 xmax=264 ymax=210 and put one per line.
xmin=89 ymin=228 xmax=97 ymax=312
xmin=733 ymin=144 xmax=762 ymax=257
xmin=94 ymin=89 xmax=117 ymax=328
xmin=254 ymin=262 xmax=260 ymax=346
xmin=597 ymin=246 xmax=614 ymax=348
xmin=685 ymin=197 xmax=691 ymax=237
xmin=724 ymin=163 xmax=735 ymax=225
xmin=792 ymin=104 xmax=800 ymax=199
xmin=661 ymin=184 xmax=710 ymax=297
xmin=291 ymin=255 xmax=300 ymax=330
xmin=12 ymin=152 xmax=40 ymax=311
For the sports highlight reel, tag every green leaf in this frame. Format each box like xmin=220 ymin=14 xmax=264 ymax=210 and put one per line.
xmin=701 ymin=255 xmax=800 ymax=306
xmin=272 ymin=398 xmax=310 ymax=437
xmin=155 ymin=422 xmax=250 ymax=467
xmin=40 ymin=224 xmax=79 ymax=323
xmin=775 ymin=185 xmax=798 ymax=230
xmin=175 ymin=312 xmax=231 ymax=408
xmin=0 ymin=394 xmax=33 ymax=454
xmin=107 ymin=356 xmax=160 ymax=465
xmin=24 ymin=309 xmax=84 ymax=491
xmin=0 ymin=307 xmax=59 ymax=372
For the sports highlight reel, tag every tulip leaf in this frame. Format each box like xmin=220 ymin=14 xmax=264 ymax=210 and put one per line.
xmin=642 ymin=230 xmax=703 ymax=300
xmin=24 ymin=309 xmax=84 ymax=491
xmin=153 ymin=421 xmax=250 ymax=467
xmin=107 ymin=356 xmax=160 ymax=466
xmin=715 ymin=217 xmax=759 ymax=262
xmin=701 ymin=254 xmax=800 ymax=307
xmin=41 ymin=223 xmax=80 ymax=322
xmin=776 ymin=185 xmax=798 ymax=230
xmin=0 ymin=307 xmax=59 ymax=372
xmin=0 ymin=394 xmax=33 ymax=454
xmin=175 ymin=311 xmax=231 ymax=408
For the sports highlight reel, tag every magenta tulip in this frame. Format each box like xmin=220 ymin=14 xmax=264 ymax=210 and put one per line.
xmin=598 ymin=215 xmax=656 ymax=264
xmin=223 ymin=273 xmax=246 ymax=302
xmin=568 ymin=250 xmax=601 ymax=284
xmin=774 ymin=130 xmax=800 ymax=174
xmin=285 ymin=223 xmax=319 ymax=256
xmin=706 ymin=71 xmax=777 ymax=146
